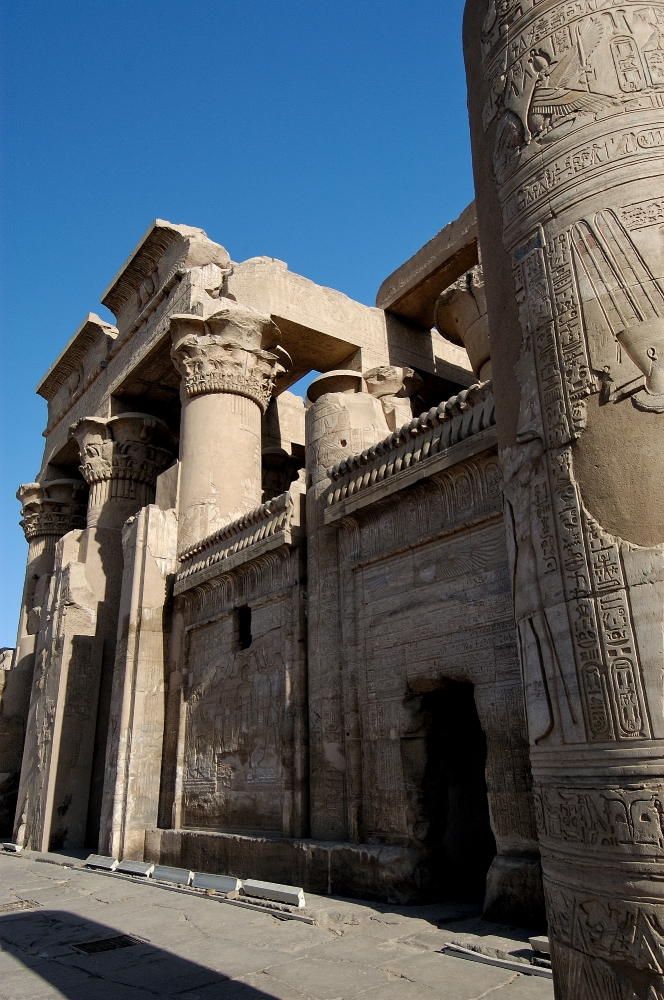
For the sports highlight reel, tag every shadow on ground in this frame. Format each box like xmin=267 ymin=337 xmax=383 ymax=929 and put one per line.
xmin=0 ymin=909 xmax=275 ymax=999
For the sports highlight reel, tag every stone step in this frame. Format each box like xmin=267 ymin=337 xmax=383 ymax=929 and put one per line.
xmin=151 ymin=865 xmax=193 ymax=886
xmin=116 ymin=860 xmax=154 ymax=877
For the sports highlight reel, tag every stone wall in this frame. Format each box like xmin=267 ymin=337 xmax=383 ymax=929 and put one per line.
xmin=165 ymin=479 xmax=308 ymax=843
xmin=324 ymin=393 xmax=542 ymax=921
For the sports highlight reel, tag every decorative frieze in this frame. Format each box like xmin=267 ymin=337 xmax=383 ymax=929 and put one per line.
xmin=324 ymin=382 xmax=496 ymax=521
xmin=175 ymin=476 xmax=305 ymax=593
xmin=170 ymin=301 xmax=288 ymax=413
xmin=17 ymin=479 xmax=88 ymax=543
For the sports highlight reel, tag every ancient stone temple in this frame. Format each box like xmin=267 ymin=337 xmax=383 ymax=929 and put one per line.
xmin=0 ymin=4 xmax=662 ymax=996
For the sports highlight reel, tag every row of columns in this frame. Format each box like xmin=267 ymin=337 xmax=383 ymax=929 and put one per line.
xmin=16 ymin=298 xmax=288 ymax=605
xmin=10 ymin=300 xmax=289 ymax=850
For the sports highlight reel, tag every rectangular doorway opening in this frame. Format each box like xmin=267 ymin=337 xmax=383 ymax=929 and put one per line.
xmin=404 ymin=679 xmax=496 ymax=902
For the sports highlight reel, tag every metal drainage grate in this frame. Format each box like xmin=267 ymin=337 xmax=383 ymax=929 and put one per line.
xmin=74 ymin=935 xmax=144 ymax=955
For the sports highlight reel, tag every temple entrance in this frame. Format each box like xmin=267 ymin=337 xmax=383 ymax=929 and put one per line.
xmin=404 ymin=680 xmax=496 ymax=902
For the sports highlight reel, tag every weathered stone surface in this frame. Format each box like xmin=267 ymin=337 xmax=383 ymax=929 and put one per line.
xmin=435 ymin=265 xmax=491 ymax=381
xmin=99 ymin=504 xmax=178 ymax=860
xmin=464 ymin=0 xmax=664 ymax=995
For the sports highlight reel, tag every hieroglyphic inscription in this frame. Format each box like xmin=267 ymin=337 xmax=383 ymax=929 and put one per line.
xmin=502 ymin=124 xmax=664 ymax=229
xmin=345 ymin=507 xmax=533 ymax=850
xmin=483 ymin=1 xmax=664 ymax=246
xmin=535 ymin=783 xmax=664 ymax=852
xmin=621 ymin=196 xmax=664 ymax=228
xmin=545 ymin=882 xmax=664 ymax=973
xmin=182 ymin=603 xmax=288 ymax=833
xmin=548 ymin=449 xmax=650 ymax=741
xmin=514 ymin=229 xmax=593 ymax=450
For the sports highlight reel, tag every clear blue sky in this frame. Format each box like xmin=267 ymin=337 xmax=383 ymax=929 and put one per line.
xmin=0 ymin=0 xmax=473 ymax=647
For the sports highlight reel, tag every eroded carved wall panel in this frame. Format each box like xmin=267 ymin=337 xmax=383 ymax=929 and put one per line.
xmin=174 ymin=548 xmax=307 ymax=839
xmin=336 ymin=453 xmax=539 ymax=903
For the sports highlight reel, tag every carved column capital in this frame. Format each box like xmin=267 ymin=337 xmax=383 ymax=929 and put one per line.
xmin=17 ymin=479 xmax=88 ymax=543
xmin=434 ymin=265 xmax=490 ymax=381
xmin=69 ymin=413 xmax=176 ymax=487
xmin=169 ymin=301 xmax=289 ymax=413
xmin=68 ymin=413 xmax=178 ymax=527
xmin=363 ymin=365 xmax=423 ymax=432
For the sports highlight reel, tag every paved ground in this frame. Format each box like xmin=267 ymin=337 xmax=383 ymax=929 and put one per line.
xmin=0 ymin=850 xmax=553 ymax=1000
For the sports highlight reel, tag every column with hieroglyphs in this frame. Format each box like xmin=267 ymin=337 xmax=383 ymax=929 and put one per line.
xmin=14 ymin=414 xmax=176 ymax=852
xmin=464 ymin=2 xmax=664 ymax=996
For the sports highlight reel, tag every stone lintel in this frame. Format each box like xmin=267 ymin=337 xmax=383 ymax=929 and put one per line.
xmin=101 ymin=219 xmax=231 ymax=324
xmin=376 ymin=202 xmax=479 ymax=329
xmin=37 ymin=314 xmax=118 ymax=402
xmin=223 ymin=259 xmax=473 ymax=386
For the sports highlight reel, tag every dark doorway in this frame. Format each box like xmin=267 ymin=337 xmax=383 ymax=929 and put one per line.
xmin=402 ymin=680 xmax=496 ymax=902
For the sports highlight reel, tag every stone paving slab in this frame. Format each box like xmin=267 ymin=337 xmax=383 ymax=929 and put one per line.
xmin=0 ymin=851 xmax=554 ymax=1000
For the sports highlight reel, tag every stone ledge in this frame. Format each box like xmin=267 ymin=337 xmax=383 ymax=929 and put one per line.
xmin=175 ymin=479 xmax=305 ymax=594
xmin=324 ymin=383 xmax=496 ymax=523
xmin=145 ymin=828 xmax=427 ymax=905
xmin=376 ymin=202 xmax=479 ymax=329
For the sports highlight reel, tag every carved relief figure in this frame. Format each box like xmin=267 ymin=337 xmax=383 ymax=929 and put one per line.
xmin=183 ymin=619 xmax=285 ymax=833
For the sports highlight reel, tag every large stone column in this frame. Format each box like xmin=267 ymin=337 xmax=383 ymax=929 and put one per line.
xmin=69 ymin=412 xmax=177 ymax=847
xmin=305 ymin=371 xmax=391 ymax=841
xmin=464 ymin=3 xmax=664 ymax=997
xmin=0 ymin=480 xmax=86 ymax=836
xmin=70 ymin=413 xmax=177 ymax=529
xmin=169 ymin=300 xmax=287 ymax=551
xmin=13 ymin=413 xmax=177 ymax=852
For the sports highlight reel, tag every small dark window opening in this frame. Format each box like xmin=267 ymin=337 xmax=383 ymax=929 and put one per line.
xmin=238 ymin=606 xmax=252 ymax=650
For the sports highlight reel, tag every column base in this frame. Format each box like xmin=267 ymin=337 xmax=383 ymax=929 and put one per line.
xmin=482 ymin=854 xmax=546 ymax=929
xmin=551 ymin=939 xmax=664 ymax=1000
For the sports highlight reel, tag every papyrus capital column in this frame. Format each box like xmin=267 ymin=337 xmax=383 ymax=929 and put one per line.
xmin=17 ymin=479 xmax=88 ymax=560
xmin=464 ymin=2 xmax=664 ymax=996
xmin=435 ymin=265 xmax=491 ymax=382
xmin=170 ymin=301 xmax=288 ymax=550
xmin=14 ymin=478 xmax=88 ymax=654
xmin=69 ymin=413 xmax=177 ymax=529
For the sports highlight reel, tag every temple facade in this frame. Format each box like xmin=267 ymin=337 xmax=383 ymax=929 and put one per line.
xmin=1 ymin=3 xmax=663 ymax=995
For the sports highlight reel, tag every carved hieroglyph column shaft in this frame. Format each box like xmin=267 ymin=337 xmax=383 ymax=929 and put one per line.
xmin=464 ymin=2 xmax=664 ymax=997
xmin=170 ymin=301 xmax=287 ymax=552
xmin=305 ymin=371 xmax=391 ymax=841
